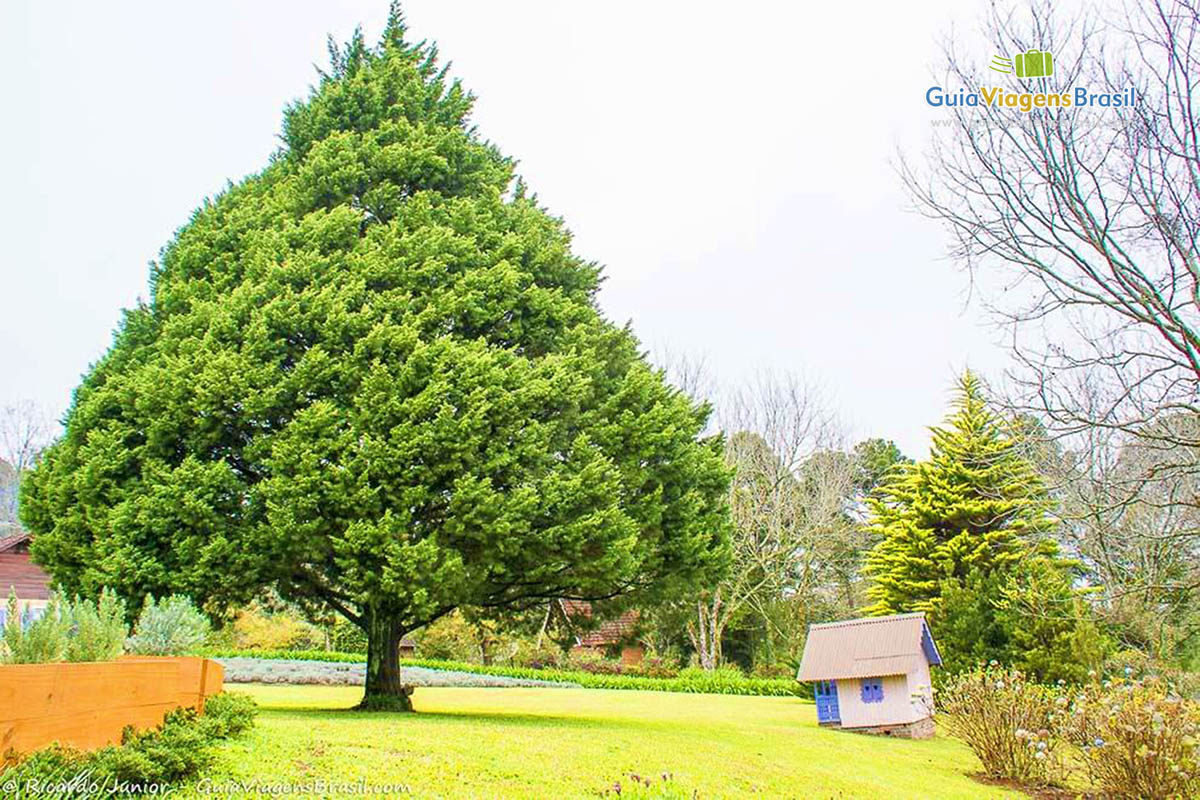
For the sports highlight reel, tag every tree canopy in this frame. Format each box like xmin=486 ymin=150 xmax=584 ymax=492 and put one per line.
xmin=21 ymin=8 xmax=730 ymax=708
xmin=862 ymin=372 xmax=1053 ymax=615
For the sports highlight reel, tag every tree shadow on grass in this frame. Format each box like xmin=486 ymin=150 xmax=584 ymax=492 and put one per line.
xmin=271 ymin=704 xmax=663 ymax=734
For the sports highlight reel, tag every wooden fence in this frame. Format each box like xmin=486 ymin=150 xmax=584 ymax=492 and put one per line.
xmin=0 ymin=656 xmax=224 ymax=755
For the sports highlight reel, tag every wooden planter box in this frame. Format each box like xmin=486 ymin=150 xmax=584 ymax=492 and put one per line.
xmin=0 ymin=656 xmax=224 ymax=756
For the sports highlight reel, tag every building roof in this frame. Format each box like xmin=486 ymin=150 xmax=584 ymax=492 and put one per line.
xmin=0 ymin=530 xmax=32 ymax=553
xmin=559 ymin=600 xmax=640 ymax=647
xmin=796 ymin=612 xmax=942 ymax=682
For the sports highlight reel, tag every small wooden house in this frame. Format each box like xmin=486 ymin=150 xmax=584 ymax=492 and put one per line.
xmin=796 ymin=612 xmax=941 ymax=739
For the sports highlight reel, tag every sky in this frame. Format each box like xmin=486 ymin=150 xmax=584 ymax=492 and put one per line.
xmin=1 ymin=0 xmax=1016 ymax=459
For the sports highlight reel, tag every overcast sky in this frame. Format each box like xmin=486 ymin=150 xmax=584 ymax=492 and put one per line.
xmin=2 ymin=0 xmax=1016 ymax=459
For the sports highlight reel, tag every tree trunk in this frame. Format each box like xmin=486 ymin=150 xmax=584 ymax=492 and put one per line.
xmin=358 ymin=611 xmax=413 ymax=711
xmin=686 ymin=593 xmax=723 ymax=670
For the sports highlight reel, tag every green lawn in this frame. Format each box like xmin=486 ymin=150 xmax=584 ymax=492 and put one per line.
xmin=181 ymin=684 xmax=1019 ymax=799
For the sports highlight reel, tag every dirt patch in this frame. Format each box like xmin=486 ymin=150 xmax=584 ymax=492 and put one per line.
xmin=969 ymin=774 xmax=1094 ymax=799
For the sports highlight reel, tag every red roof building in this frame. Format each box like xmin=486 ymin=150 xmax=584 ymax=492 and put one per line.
xmin=0 ymin=530 xmax=52 ymax=604
xmin=558 ymin=599 xmax=645 ymax=666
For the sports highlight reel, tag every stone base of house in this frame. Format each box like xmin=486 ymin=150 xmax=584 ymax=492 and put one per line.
xmin=841 ymin=717 xmax=935 ymax=740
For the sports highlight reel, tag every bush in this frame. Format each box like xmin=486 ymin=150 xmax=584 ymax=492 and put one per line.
xmin=512 ymin=637 xmax=566 ymax=669
xmin=2 ymin=591 xmax=127 ymax=664
xmin=2 ymin=594 xmax=70 ymax=664
xmin=328 ymin=616 xmax=368 ymax=654
xmin=232 ymin=603 xmax=323 ymax=651
xmin=416 ymin=610 xmax=480 ymax=662
xmin=630 ymin=656 xmax=679 ymax=679
xmin=66 ymin=589 xmax=128 ymax=662
xmin=938 ymin=664 xmax=1067 ymax=786
xmin=0 ymin=691 xmax=257 ymax=796
xmin=566 ymin=649 xmax=628 ymax=675
xmin=1061 ymin=674 xmax=1200 ymax=799
xmin=126 ymin=595 xmax=210 ymax=656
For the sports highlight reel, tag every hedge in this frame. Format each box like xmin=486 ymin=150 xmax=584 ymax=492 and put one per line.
xmin=203 ymin=649 xmax=808 ymax=697
xmin=0 ymin=692 xmax=257 ymax=798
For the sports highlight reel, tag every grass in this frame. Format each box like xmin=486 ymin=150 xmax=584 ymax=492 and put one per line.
xmin=178 ymin=684 xmax=1020 ymax=799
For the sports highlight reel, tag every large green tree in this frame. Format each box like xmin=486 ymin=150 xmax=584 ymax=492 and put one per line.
xmin=20 ymin=10 xmax=730 ymax=709
xmin=862 ymin=372 xmax=1053 ymax=616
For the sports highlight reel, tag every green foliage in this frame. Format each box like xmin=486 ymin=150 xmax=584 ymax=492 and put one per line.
xmin=231 ymin=602 xmax=324 ymax=651
xmin=20 ymin=6 xmax=730 ymax=701
xmin=0 ymin=692 xmax=257 ymax=797
xmin=2 ymin=591 xmax=129 ymax=664
xmin=328 ymin=615 xmax=368 ymax=653
xmin=851 ymin=438 xmax=911 ymax=494
xmin=863 ymin=372 xmax=1054 ymax=616
xmin=936 ymin=566 xmax=1109 ymax=683
xmin=65 ymin=589 xmax=128 ymax=662
xmin=126 ymin=595 xmax=210 ymax=656
xmin=416 ymin=609 xmax=483 ymax=662
xmin=2 ymin=594 xmax=69 ymax=664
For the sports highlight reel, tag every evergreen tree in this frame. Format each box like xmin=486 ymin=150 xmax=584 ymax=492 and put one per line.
xmin=862 ymin=371 xmax=1053 ymax=615
xmin=20 ymin=7 xmax=730 ymax=709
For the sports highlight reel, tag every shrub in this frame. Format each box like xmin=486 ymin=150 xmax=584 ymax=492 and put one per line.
xmin=1061 ymin=675 xmax=1200 ymax=799
xmin=566 ymin=649 xmax=628 ymax=675
xmin=328 ymin=616 xmax=368 ymax=653
xmin=66 ymin=589 xmax=128 ymax=662
xmin=126 ymin=595 xmax=210 ymax=656
xmin=232 ymin=603 xmax=322 ymax=651
xmin=512 ymin=637 xmax=566 ymax=669
xmin=938 ymin=664 xmax=1066 ymax=786
xmin=630 ymin=656 xmax=679 ymax=679
xmin=416 ymin=610 xmax=480 ymax=662
xmin=0 ymin=691 xmax=257 ymax=796
xmin=2 ymin=593 xmax=70 ymax=664
xmin=3 ymin=591 xmax=130 ymax=664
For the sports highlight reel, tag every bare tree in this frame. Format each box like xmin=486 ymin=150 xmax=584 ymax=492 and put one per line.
xmin=902 ymin=0 xmax=1200 ymax=459
xmin=0 ymin=401 xmax=54 ymax=526
xmin=687 ymin=373 xmax=856 ymax=669
xmin=1038 ymin=398 xmax=1200 ymax=656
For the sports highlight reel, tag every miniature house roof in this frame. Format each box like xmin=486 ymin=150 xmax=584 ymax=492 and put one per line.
xmin=796 ymin=612 xmax=942 ymax=682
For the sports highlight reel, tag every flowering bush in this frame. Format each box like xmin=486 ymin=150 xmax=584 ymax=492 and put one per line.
xmin=941 ymin=662 xmax=1200 ymax=797
xmin=937 ymin=663 xmax=1067 ymax=786
xmin=1060 ymin=673 xmax=1200 ymax=799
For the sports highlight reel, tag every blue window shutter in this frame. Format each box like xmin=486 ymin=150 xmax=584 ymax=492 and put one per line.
xmin=874 ymin=680 xmax=884 ymax=702
xmin=860 ymin=679 xmax=870 ymax=703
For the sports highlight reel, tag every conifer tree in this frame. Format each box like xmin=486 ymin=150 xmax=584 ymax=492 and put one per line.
xmin=20 ymin=7 xmax=730 ymax=709
xmin=862 ymin=371 xmax=1053 ymax=616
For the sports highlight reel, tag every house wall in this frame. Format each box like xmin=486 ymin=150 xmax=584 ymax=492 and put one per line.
xmin=907 ymin=659 xmax=935 ymax=719
xmin=835 ymin=674 xmax=917 ymax=729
